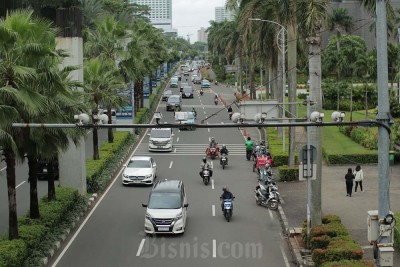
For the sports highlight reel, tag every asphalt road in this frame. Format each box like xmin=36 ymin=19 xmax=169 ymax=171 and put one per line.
xmin=50 ymin=72 xmax=296 ymax=267
xmin=0 ymin=129 xmax=108 ymax=235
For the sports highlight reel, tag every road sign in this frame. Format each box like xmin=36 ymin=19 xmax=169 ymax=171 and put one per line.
xmin=299 ymin=145 xmax=317 ymax=180
xmin=300 ymin=145 xmax=317 ymax=164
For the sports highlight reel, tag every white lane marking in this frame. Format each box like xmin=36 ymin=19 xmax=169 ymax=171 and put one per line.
xmin=16 ymin=181 xmax=25 ymax=188
xmin=203 ymin=106 xmax=205 ymax=110
xmin=212 ymin=239 xmax=217 ymax=258
xmin=174 ymin=148 xmax=177 ymax=153
xmin=136 ymin=239 xmax=146 ymax=257
xmin=203 ymin=111 xmax=206 ymax=114
xmin=86 ymin=130 xmax=92 ymax=134
xmin=221 ymin=122 xmax=224 ymax=124
xmin=178 ymin=129 xmax=180 ymax=133
xmin=280 ymin=246 xmax=291 ymax=267
xmin=210 ymin=161 xmax=214 ymax=168
xmin=208 ymin=137 xmax=211 ymax=142
xmin=169 ymin=161 xmax=173 ymax=168
xmin=177 ymin=137 xmax=180 ymax=142
xmin=52 ymin=82 xmax=166 ymax=267
xmin=268 ymin=209 xmax=274 ymax=220
xmin=0 ymin=166 xmax=6 ymax=172
xmin=211 ymin=179 xmax=214 ymax=189
xmin=212 ymin=205 xmax=215 ymax=216
xmin=208 ymin=128 xmax=210 ymax=133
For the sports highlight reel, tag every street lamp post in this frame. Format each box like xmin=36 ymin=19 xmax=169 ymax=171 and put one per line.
xmin=249 ymin=18 xmax=287 ymax=152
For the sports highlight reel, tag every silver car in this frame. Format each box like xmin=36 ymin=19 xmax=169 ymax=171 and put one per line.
xmin=122 ymin=156 xmax=157 ymax=185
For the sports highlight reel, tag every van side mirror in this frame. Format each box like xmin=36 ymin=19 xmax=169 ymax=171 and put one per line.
xmin=184 ymin=203 xmax=189 ymax=208
xmin=123 ymin=164 xmax=127 ymax=168
xmin=147 ymin=133 xmax=150 ymax=136
xmin=142 ymin=203 xmax=147 ymax=207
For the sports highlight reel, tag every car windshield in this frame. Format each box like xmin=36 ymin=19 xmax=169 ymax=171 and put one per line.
xmin=150 ymin=129 xmax=171 ymax=138
xmin=127 ymin=160 xmax=151 ymax=168
xmin=187 ymin=113 xmax=194 ymax=119
xmin=164 ymin=91 xmax=172 ymax=96
xmin=181 ymin=83 xmax=188 ymax=87
xmin=183 ymin=87 xmax=192 ymax=92
xmin=148 ymin=192 xmax=181 ymax=209
xmin=168 ymin=96 xmax=180 ymax=104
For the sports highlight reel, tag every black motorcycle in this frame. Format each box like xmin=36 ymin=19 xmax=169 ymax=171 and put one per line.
xmin=220 ymin=154 xmax=228 ymax=169
xmin=201 ymin=168 xmax=211 ymax=185
xmin=254 ymin=183 xmax=280 ymax=210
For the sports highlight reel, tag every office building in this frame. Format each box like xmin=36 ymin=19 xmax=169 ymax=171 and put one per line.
xmin=197 ymin=27 xmax=208 ymax=43
xmin=215 ymin=6 xmax=235 ymax=23
xmin=129 ymin=0 xmax=177 ymax=35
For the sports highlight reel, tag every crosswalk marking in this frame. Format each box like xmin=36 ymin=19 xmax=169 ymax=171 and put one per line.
xmin=135 ymin=144 xmax=245 ymax=156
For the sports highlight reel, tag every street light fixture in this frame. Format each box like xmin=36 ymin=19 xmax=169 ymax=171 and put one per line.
xmin=249 ymin=18 xmax=287 ymax=152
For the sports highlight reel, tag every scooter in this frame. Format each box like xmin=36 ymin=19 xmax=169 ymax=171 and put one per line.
xmin=214 ymin=98 xmax=218 ymax=105
xmin=220 ymin=154 xmax=228 ymax=169
xmin=223 ymin=198 xmax=235 ymax=222
xmin=207 ymin=146 xmax=219 ymax=160
xmin=254 ymin=183 xmax=280 ymax=210
xmin=228 ymin=112 xmax=232 ymax=120
xmin=201 ymin=168 xmax=210 ymax=185
xmin=200 ymin=89 xmax=204 ymax=96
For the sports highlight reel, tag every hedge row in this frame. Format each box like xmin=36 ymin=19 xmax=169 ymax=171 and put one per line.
xmin=322 ymin=149 xmax=378 ymax=165
xmin=395 ymin=213 xmax=400 ymax=249
xmin=0 ymin=188 xmax=81 ymax=267
xmin=339 ymin=126 xmax=378 ymax=150
xmin=302 ymin=214 xmax=367 ymax=267
xmin=278 ymin=165 xmax=299 ymax=181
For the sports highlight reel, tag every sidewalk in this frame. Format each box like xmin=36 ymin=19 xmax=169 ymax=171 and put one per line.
xmin=234 ymin=110 xmax=400 ymax=265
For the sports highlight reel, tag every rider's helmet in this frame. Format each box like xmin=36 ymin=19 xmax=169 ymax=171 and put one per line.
xmin=202 ymin=157 xmax=207 ymax=163
xmin=211 ymin=137 xmax=215 ymax=142
xmin=247 ymin=136 xmax=251 ymax=141
xmin=222 ymin=186 xmax=229 ymax=192
xmin=222 ymin=144 xmax=226 ymax=149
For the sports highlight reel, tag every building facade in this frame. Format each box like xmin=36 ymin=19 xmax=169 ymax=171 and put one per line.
xmin=197 ymin=27 xmax=208 ymax=43
xmin=215 ymin=6 xmax=235 ymax=23
xmin=129 ymin=0 xmax=177 ymax=35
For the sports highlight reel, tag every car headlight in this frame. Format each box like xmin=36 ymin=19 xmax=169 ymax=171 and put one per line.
xmin=145 ymin=174 xmax=152 ymax=179
xmin=145 ymin=213 xmax=152 ymax=220
xmin=149 ymin=140 xmax=153 ymax=144
xmin=175 ymin=212 xmax=183 ymax=221
xmin=122 ymin=173 xmax=129 ymax=178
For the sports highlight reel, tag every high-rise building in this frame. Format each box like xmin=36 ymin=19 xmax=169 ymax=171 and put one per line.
xmin=215 ymin=6 xmax=235 ymax=23
xmin=129 ymin=0 xmax=177 ymax=35
xmin=197 ymin=27 xmax=208 ymax=43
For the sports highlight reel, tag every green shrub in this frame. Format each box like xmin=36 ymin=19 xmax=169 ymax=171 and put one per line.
xmin=310 ymin=235 xmax=330 ymax=250
xmin=0 ymin=239 xmax=28 ymax=267
xmin=18 ymin=224 xmax=48 ymax=248
xmin=298 ymin=93 xmax=308 ymax=100
xmin=323 ymin=151 xmax=378 ymax=165
xmin=278 ymin=165 xmax=299 ymax=181
xmin=311 ymin=222 xmax=349 ymax=239
xmin=322 ymin=214 xmax=342 ymax=224
xmin=322 ymin=259 xmax=374 ymax=267
xmin=394 ymin=213 xmax=400 ymax=248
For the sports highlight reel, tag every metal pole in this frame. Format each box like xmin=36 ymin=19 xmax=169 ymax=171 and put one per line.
xmin=376 ymin=0 xmax=392 ymax=259
xmin=281 ymin=28 xmax=286 ymax=153
xmin=306 ymin=96 xmax=311 ymax=250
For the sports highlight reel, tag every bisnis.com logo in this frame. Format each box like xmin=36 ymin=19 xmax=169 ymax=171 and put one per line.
xmin=140 ymin=237 xmax=263 ymax=259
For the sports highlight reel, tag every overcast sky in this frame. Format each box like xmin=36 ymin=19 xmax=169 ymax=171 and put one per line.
xmin=172 ymin=0 xmax=225 ymax=43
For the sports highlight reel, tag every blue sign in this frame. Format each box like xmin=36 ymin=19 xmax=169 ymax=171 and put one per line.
xmin=163 ymin=62 xmax=168 ymax=75
xmin=152 ymin=80 xmax=157 ymax=87
xmin=143 ymin=76 xmax=150 ymax=98
xmin=157 ymin=68 xmax=161 ymax=81
xmin=116 ymin=106 xmax=132 ymax=118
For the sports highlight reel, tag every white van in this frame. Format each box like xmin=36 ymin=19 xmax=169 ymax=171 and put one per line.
xmin=148 ymin=128 xmax=174 ymax=152
xmin=142 ymin=180 xmax=188 ymax=234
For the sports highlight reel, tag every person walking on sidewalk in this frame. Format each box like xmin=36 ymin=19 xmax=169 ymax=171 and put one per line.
xmin=353 ymin=165 xmax=364 ymax=192
xmin=345 ymin=168 xmax=355 ymax=197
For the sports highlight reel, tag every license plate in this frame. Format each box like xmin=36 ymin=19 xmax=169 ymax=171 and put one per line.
xmin=158 ymin=146 xmax=163 ymax=148
xmin=222 ymin=158 xmax=226 ymax=161
xmin=133 ymin=180 xmax=141 ymax=183
xmin=158 ymin=227 xmax=169 ymax=231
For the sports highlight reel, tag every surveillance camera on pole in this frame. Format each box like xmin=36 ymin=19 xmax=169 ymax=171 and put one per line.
xmin=231 ymin=112 xmax=241 ymax=123
xmin=254 ymin=112 xmax=267 ymax=124
xmin=331 ymin=111 xmax=345 ymax=122
xmin=310 ymin=111 xmax=324 ymax=123
xmin=74 ymin=113 xmax=90 ymax=126
xmin=98 ymin=114 xmax=109 ymax=125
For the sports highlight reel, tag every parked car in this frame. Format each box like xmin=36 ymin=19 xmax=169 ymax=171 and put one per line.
xmin=162 ymin=90 xmax=173 ymax=101
xmin=142 ymin=180 xmax=188 ymax=234
xmin=166 ymin=95 xmax=182 ymax=111
xmin=122 ymin=156 xmax=157 ymax=185
xmin=201 ymin=79 xmax=211 ymax=88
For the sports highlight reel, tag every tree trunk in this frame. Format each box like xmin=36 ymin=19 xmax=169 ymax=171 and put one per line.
xmin=149 ymin=73 xmax=153 ymax=95
xmin=4 ymin=147 xmax=18 ymax=240
xmin=308 ymin=36 xmax=322 ymax=227
xmin=47 ymin=158 xmax=56 ymax=201
xmin=134 ymin=81 xmax=140 ymax=114
xmin=140 ymin=80 xmax=144 ymax=108
xmin=350 ymin=83 xmax=353 ymax=121
xmin=93 ymin=127 xmax=99 ymax=160
xmin=249 ymin=59 xmax=256 ymax=100
xmin=271 ymin=65 xmax=277 ymax=99
xmin=277 ymin=49 xmax=283 ymax=137
xmin=266 ymin=63 xmax=271 ymax=99
xmin=28 ymin=156 xmax=40 ymax=219
xmin=288 ymin=19 xmax=297 ymax=167
xmin=107 ymin=107 xmax=114 ymax=143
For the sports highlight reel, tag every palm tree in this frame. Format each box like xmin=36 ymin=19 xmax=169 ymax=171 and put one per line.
xmin=0 ymin=10 xmax=55 ymax=239
xmin=327 ymin=7 xmax=353 ymax=52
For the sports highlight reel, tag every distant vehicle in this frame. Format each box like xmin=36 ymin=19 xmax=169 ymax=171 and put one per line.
xmin=170 ymin=77 xmax=178 ymax=88
xmin=175 ymin=111 xmax=196 ymax=130
xmin=166 ymin=95 xmax=182 ymax=111
xmin=142 ymin=180 xmax=188 ymax=234
xmin=180 ymin=82 xmax=189 ymax=92
xmin=193 ymin=76 xmax=202 ymax=84
xmin=122 ymin=156 xmax=157 ymax=185
xmin=148 ymin=128 xmax=174 ymax=152
xmin=37 ymin=160 xmax=59 ymax=180
xmin=182 ymin=86 xmax=194 ymax=98
xmin=191 ymin=75 xmax=198 ymax=82
xmin=183 ymin=72 xmax=190 ymax=76
xmin=201 ymin=79 xmax=211 ymax=88
xmin=162 ymin=90 xmax=173 ymax=101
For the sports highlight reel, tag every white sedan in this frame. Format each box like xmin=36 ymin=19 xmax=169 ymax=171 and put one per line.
xmin=122 ymin=156 xmax=157 ymax=185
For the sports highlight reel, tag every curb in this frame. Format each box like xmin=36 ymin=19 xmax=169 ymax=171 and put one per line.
xmin=277 ymin=203 xmax=304 ymax=266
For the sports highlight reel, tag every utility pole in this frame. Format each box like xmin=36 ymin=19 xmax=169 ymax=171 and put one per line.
xmin=376 ymin=0 xmax=393 ymax=265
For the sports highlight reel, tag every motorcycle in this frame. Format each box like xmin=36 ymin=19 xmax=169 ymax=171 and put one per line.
xmin=220 ymin=154 xmax=228 ymax=169
xmin=201 ymin=168 xmax=211 ymax=185
xmin=254 ymin=183 xmax=280 ymax=210
xmin=200 ymin=89 xmax=204 ymax=96
xmin=223 ymin=198 xmax=235 ymax=222
xmin=215 ymin=81 xmax=218 ymax=85
xmin=207 ymin=146 xmax=219 ymax=160
xmin=228 ymin=112 xmax=232 ymax=120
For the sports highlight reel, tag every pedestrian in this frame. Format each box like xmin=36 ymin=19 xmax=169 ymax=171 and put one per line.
xmin=345 ymin=168 xmax=355 ymax=197
xmin=353 ymin=165 xmax=364 ymax=192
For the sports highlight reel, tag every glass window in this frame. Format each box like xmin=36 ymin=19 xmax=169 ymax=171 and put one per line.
xmin=127 ymin=160 xmax=151 ymax=168
xmin=150 ymin=129 xmax=171 ymax=138
xmin=148 ymin=192 xmax=181 ymax=209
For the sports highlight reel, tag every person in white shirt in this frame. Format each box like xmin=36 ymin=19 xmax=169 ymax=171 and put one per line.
xmin=353 ymin=165 xmax=364 ymax=192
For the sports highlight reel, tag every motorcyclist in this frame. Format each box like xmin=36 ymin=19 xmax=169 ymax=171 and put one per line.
xmin=214 ymin=94 xmax=218 ymax=105
xmin=199 ymin=157 xmax=213 ymax=178
xmin=227 ymin=106 xmax=233 ymax=120
xmin=219 ymin=144 xmax=229 ymax=165
xmin=192 ymin=106 xmax=197 ymax=118
xmin=220 ymin=186 xmax=235 ymax=211
xmin=209 ymin=137 xmax=218 ymax=148
xmin=256 ymin=154 xmax=268 ymax=182
xmin=245 ymin=137 xmax=254 ymax=160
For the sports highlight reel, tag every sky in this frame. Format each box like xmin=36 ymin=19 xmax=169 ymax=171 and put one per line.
xmin=172 ymin=0 xmax=225 ymax=43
